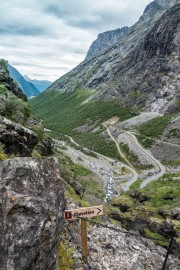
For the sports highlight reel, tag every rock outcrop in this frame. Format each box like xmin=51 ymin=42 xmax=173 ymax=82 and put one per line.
xmin=66 ymin=221 xmax=180 ymax=269
xmin=0 ymin=60 xmax=65 ymax=270
xmin=0 ymin=118 xmax=38 ymax=157
xmin=85 ymin=27 xmax=128 ymax=60
xmin=0 ymin=60 xmax=27 ymax=101
xmin=0 ymin=157 xmax=65 ymax=270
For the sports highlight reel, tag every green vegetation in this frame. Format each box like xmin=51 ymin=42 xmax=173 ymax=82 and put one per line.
xmin=0 ymin=145 xmax=8 ymax=160
xmin=30 ymin=89 xmax=136 ymax=159
xmin=138 ymin=173 xmax=180 ymax=208
xmin=120 ymin=143 xmax=139 ymax=163
xmin=30 ymin=89 xmax=134 ymax=134
xmin=144 ymin=229 xmax=168 ymax=247
xmin=32 ymin=149 xmax=42 ymax=159
xmin=1 ymin=95 xmax=32 ymax=124
xmin=109 ymin=173 xmax=180 ymax=245
xmin=138 ymin=115 xmax=171 ymax=138
xmin=31 ymin=126 xmax=45 ymax=141
xmin=0 ymin=84 xmax=8 ymax=97
xmin=0 ymin=59 xmax=8 ymax=71
xmin=129 ymin=179 xmax=143 ymax=189
xmin=119 ymin=143 xmax=153 ymax=169
xmin=69 ymin=163 xmax=91 ymax=177
xmin=56 ymin=148 xmax=103 ymax=204
xmin=58 ymin=241 xmax=75 ymax=270
xmin=168 ymin=128 xmax=180 ymax=138
xmin=136 ymin=134 xmax=154 ymax=148
xmin=74 ymin=132 xmax=120 ymax=160
xmin=162 ymin=159 xmax=180 ymax=166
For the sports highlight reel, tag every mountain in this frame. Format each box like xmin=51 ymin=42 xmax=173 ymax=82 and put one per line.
xmin=8 ymin=64 xmax=40 ymax=98
xmin=30 ymin=0 xmax=180 ymax=163
xmin=46 ymin=0 xmax=180 ymax=114
xmin=85 ymin=27 xmax=129 ymax=60
xmin=24 ymin=75 xmax=52 ymax=92
xmin=0 ymin=59 xmax=64 ymax=270
xmin=29 ymin=2 xmax=180 ymax=263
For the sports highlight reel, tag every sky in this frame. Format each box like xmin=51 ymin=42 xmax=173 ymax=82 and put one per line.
xmin=0 ymin=0 xmax=151 ymax=81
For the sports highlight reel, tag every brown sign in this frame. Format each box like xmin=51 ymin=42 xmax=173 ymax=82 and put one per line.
xmin=64 ymin=205 xmax=103 ymax=220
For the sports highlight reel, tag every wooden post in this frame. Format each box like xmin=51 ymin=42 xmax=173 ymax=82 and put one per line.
xmin=81 ymin=219 xmax=88 ymax=262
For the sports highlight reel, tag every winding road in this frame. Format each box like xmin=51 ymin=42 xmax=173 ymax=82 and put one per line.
xmin=124 ymin=131 xmax=166 ymax=188
xmin=52 ymin=126 xmax=165 ymax=194
xmin=104 ymin=125 xmax=138 ymax=191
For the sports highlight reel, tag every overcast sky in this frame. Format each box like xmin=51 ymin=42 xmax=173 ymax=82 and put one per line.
xmin=0 ymin=0 xmax=151 ymax=81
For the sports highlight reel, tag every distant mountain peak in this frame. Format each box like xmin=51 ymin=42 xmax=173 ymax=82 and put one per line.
xmin=8 ymin=65 xmax=40 ymax=98
xmin=85 ymin=27 xmax=129 ymax=60
xmin=23 ymin=75 xmax=52 ymax=92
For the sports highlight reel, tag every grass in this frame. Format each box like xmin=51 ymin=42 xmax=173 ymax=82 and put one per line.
xmin=1 ymin=95 xmax=32 ymax=124
xmin=138 ymin=115 xmax=172 ymax=138
xmin=0 ymin=145 xmax=9 ymax=160
xmin=144 ymin=228 xmax=168 ymax=247
xmin=56 ymin=147 xmax=103 ymax=204
xmin=119 ymin=143 xmax=153 ymax=169
xmin=136 ymin=134 xmax=154 ymax=148
xmin=30 ymin=89 xmax=134 ymax=135
xmin=69 ymin=163 xmax=91 ymax=177
xmin=29 ymin=89 xmax=136 ymax=159
xmin=129 ymin=179 xmax=143 ymax=189
xmin=74 ymin=132 xmax=121 ymax=160
xmin=58 ymin=241 xmax=75 ymax=270
xmin=109 ymin=172 xmax=180 ymax=245
xmin=140 ymin=173 xmax=180 ymax=208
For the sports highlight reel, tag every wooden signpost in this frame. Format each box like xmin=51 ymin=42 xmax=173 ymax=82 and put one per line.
xmin=64 ymin=205 xmax=103 ymax=263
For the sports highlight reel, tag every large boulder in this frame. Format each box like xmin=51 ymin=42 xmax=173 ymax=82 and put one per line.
xmin=0 ymin=118 xmax=38 ymax=156
xmin=0 ymin=157 xmax=65 ymax=270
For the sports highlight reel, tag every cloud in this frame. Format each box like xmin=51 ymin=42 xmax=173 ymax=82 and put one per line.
xmin=0 ymin=0 xmax=151 ymax=81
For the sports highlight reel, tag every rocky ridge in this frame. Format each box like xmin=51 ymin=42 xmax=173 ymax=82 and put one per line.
xmin=48 ymin=0 xmax=180 ymax=114
xmin=0 ymin=59 xmax=65 ymax=270
xmin=85 ymin=27 xmax=129 ymax=60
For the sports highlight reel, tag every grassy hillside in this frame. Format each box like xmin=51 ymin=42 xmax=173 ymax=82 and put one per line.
xmin=30 ymin=89 xmax=136 ymax=158
xmin=30 ymin=89 xmax=134 ymax=133
xmin=110 ymin=172 xmax=180 ymax=247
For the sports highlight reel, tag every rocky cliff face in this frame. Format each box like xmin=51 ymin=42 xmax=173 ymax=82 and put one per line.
xmin=0 ymin=60 xmax=65 ymax=270
xmin=85 ymin=27 xmax=129 ymax=60
xmin=0 ymin=157 xmax=64 ymax=270
xmin=48 ymin=1 xmax=180 ymax=114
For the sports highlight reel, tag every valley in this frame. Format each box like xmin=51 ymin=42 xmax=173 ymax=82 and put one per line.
xmin=1 ymin=0 xmax=180 ymax=269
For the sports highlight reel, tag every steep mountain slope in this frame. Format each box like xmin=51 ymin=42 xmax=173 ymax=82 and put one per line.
xmin=0 ymin=59 xmax=65 ymax=270
xmin=24 ymin=75 xmax=52 ymax=92
xmin=47 ymin=0 xmax=180 ymax=114
xmin=85 ymin=27 xmax=128 ymax=60
xmin=8 ymin=64 xmax=40 ymax=97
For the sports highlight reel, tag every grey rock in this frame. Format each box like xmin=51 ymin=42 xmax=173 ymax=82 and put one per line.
xmin=86 ymin=27 xmax=129 ymax=60
xmin=48 ymin=1 xmax=180 ymax=114
xmin=0 ymin=118 xmax=38 ymax=156
xmin=0 ymin=157 xmax=65 ymax=270
xmin=172 ymin=207 xmax=180 ymax=220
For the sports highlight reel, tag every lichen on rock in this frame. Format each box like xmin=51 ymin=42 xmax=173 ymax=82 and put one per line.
xmin=0 ymin=157 xmax=65 ymax=270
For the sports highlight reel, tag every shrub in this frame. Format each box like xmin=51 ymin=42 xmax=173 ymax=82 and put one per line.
xmin=0 ymin=145 xmax=8 ymax=160
xmin=58 ymin=242 xmax=74 ymax=270
xmin=0 ymin=84 xmax=8 ymax=97
xmin=4 ymin=96 xmax=32 ymax=122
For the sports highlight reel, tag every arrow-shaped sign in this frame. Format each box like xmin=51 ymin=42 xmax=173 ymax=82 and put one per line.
xmin=97 ymin=207 xmax=102 ymax=215
xmin=64 ymin=205 xmax=104 ymax=220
